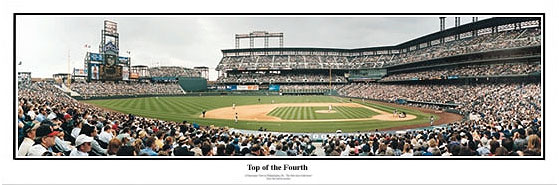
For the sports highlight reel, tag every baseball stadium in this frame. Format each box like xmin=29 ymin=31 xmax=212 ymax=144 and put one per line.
xmin=16 ymin=16 xmax=542 ymax=157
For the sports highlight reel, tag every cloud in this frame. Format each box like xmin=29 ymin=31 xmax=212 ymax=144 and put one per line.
xmin=16 ymin=16 xmax=467 ymax=80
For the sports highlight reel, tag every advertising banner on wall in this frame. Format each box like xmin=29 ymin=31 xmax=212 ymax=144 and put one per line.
xmin=248 ymin=85 xmax=259 ymax=90
xmin=89 ymin=53 xmax=104 ymax=61
xmin=226 ymin=85 xmax=259 ymax=91
xmin=118 ymin=56 xmax=130 ymax=65
xmin=269 ymin=84 xmax=280 ymax=91
xmin=73 ymin=68 xmax=88 ymax=76
xmin=237 ymin=85 xmax=249 ymax=90
xmin=130 ymin=72 xmax=139 ymax=79
xmin=236 ymin=85 xmax=259 ymax=91
xmin=122 ymin=66 xmax=129 ymax=81
xmin=226 ymin=85 xmax=237 ymax=91
xmin=91 ymin=64 xmax=100 ymax=80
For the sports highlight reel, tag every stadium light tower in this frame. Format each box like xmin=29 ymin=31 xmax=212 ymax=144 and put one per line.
xmin=439 ymin=17 xmax=446 ymax=43
xmin=472 ymin=17 xmax=479 ymax=37
xmin=455 ymin=17 xmax=461 ymax=40
xmin=439 ymin=17 xmax=446 ymax=32
xmin=235 ymin=31 xmax=284 ymax=49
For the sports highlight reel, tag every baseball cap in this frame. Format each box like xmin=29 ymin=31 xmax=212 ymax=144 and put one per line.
xmin=178 ymin=136 xmax=187 ymax=144
xmin=75 ymin=134 xmax=94 ymax=146
xmin=36 ymin=124 xmax=60 ymax=137
xmin=23 ymin=121 xmax=40 ymax=133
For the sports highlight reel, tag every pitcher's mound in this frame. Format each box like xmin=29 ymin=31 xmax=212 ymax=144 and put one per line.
xmin=315 ymin=110 xmax=337 ymax=114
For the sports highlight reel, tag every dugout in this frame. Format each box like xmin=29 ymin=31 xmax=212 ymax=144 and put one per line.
xmin=178 ymin=77 xmax=207 ymax=92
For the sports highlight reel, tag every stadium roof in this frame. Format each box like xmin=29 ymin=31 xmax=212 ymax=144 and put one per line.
xmin=222 ymin=17 xmax=540 ymax=54
xmin=389 ymin=17 xmax=540 ymax=49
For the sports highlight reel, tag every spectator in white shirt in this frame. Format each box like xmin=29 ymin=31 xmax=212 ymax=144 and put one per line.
xmin=98 ymin=125 xmax=114 ymax=144
xmin=71 ymin=120 xmax=84 ymax=139
xmin=28 ymin=124 xmax=61 ymax=156
xmin=17 ymin=121 xmax=40 ymax=156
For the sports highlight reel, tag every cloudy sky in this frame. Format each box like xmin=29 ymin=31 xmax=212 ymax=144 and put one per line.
xmin=16 ymin=16 xmax=486 ymax=80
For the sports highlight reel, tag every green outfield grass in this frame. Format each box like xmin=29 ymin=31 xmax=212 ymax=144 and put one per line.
xmin=83 ymin=96 xmax=437 ymax=133
xmin=267 ymin=106 xmax=378 ymax=120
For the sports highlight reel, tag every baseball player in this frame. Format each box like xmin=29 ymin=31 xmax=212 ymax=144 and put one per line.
xmin=430 ymin=115 xmax=434 ymax=126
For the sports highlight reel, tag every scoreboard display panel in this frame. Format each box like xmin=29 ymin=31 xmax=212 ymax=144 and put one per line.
xmin=105 ymin=54 xmax=117 ymax=66
xmin=349 ymin=69 xmax=387 ymax=80
xmin=100 ymin=65 xmax=122 ymax=81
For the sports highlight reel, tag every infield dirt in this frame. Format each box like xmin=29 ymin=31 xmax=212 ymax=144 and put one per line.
xmin=202 ymin=102 xmax=416 ymax=122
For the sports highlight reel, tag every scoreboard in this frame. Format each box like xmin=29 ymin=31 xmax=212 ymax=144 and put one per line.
xmin=348 ymin=69 xmax=387 ymax=81
xmin=100 ymin=65 xmax=123 ymax=81
xmin=84 ymin=20 xmax=131 ymax=82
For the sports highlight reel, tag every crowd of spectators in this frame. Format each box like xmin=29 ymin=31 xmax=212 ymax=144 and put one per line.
xmin=216 ymin=54 xmax=390 ymax=71
xmin=337 ymin=82 xmax=541 ymax=126
xmin=321 ymin=120 xmax=540 ymax=156
xmin=385 ymin=28 xmax=540 ymax=66
xmin=216 ymin=28 xmax=540 ymax=71
xmin=148 ymin=66 xmax=200 ymax=78
xmin=334 ymin=82 xmax=541 ymax=156
xmin=17 ymin=81 xmax=541 ymax=156
xmin=18 ymin=82 xmax=323 ymax=156
xmin=381 ymin=62 xmax=541 ymax=81
xmin=70 ymin=81 xmax=184 ymax=97
xmin=217 ymin=55 xmax=367 ymax=70
xmin=217 ymin=73 xmax=347 ymax=84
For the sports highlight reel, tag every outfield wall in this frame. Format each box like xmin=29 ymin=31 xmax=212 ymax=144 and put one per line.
xmin=72 ymin=91 xmax=283 ymax=100
xmin=178 ymin=77 xmax=207 ymax=92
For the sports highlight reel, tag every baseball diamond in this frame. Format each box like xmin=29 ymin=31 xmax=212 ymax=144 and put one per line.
xmin=84 ymin=96 xmax=428 ymax=133
xmin=267 ymin=106 xmax=379 ymax=120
